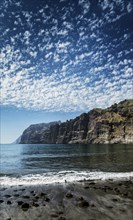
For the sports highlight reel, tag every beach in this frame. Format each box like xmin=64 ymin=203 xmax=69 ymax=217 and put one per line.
xmin=0 ymin=178 xmax=133 ymax=220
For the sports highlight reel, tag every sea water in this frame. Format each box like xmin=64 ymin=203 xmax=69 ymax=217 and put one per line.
xmin=0 ymin=144 xmax=133 ymax=186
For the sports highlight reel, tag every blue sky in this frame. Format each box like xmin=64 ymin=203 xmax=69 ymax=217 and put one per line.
xmin=0 ymin=0 xmax=133 ymax=143
xmin=0 ymin=106 xmax=79 ymax=143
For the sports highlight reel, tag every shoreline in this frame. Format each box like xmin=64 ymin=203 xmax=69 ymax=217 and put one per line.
xmin=1 ymin=170 xmax=133 ymax=186
xmin=0 ymin=178 xmax=133 ymax=220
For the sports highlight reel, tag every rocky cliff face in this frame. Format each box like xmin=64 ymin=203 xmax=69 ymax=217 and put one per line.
xmin=20 ymin=122 xmax=61 ymax=144
xmin=20 ymin=99 xmax=133 ymax=144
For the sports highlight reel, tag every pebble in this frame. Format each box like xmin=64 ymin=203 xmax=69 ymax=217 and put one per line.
xmin=120 ymin=209 xmax=126 ymax=212
xmin=112 ymin=198 xmax=118 ymax=202
xmin=7 ymin=201 xmax=12 ymax=205
xmin=1 ymin=188 xmax=7 ymax=191
xmin=5 ymin=195 xmax=11 ymax=198
xmin=89 ymin=182 xmax=95 ymax=185
xmin=118 ymin=183 xmax=122 ymax=186
xmin=123 ymin=192 xmax=128 ymax=196
xmin=77 ymin=197 xmax=84 ymax=201
xmin=91 ymin=203 xmax=95 ymax=207
xmin=23 ymin=195 xmax=30 ymax=199
xmin=106 ymin=206 xmax=113 ymax=209
xmin=0 ymin=200 xmax=4 ymax=203
xmin=18 ymin=201 xmax=24 ymax=206
xmin=40 ymin=192 xmax=46 ymax=197
xmin=44 ymin=197 xmax=50 ymax=202
xmin=21 ymin=203 xmax=30 ymax=211
xmin=57 ymin=211 xmax=64 ymax=215
xmin=51 ymin=214 xmax=59 ymax=218
xmin=84 ymin=186 xmax=90 ymax=189
xmin=33 ymin=203 xmax=39 ymax=207
xmin=66 ymin=193 xmax=73 ymax=198
xmin=21 ymin=189 xmax=25 ymax=191
xmin=78 ymin=200 xmax=89 ymax=207
xmin=14 ymin=194 xmax=20 ymax=197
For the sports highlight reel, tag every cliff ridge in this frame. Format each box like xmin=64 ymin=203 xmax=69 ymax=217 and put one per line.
xmin=20 ymin=99 xmax=133 ymax=144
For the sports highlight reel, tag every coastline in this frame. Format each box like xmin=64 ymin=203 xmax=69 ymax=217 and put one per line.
xmin=0 ymin=178 xmax=133 ymax=220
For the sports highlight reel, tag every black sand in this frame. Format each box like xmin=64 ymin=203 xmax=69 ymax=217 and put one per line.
xmin=0 ymin=178 xmax=133 ymax=220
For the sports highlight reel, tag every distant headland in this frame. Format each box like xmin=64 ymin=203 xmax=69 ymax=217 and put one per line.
xmin=18 ymin=99 xmax=133 ymax=144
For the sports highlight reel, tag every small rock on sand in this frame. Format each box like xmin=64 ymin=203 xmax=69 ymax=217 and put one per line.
xmin=5 ymin=195 xmax=11 ymax=198
xmin=40 ymin=192 xmax=46 ymax=197
xmin=22 ymin=195 xmax=30 ymax=199
xmin=21 ymin=189 xmax=25 ymax=191
xmin=112 ymin=198 xmax=118 ymax=202
xmin=7 ymin=201 xmax=12 ymax=205
xmin=18 ymin=201 xmax=24 ymax=206
xmin=123 ymin=192 xmax=128 ymax=196
xmin=13 ymin=190 xmax=18 ymax=192
xmin=51 ymin=214 xmax=59 ymax=218
xmin=14 ymin=194 xmax=20 ymax=197
xmin=89 ymin=182 xmax=95 ymax=185
xmin=21 ymin=203 xmax=30 ymax=211
xmin=78 ymin=200 xmax=89 ymax=208
xmin=44 ymin=197 xmax=50 ymax=202
xmin=1 ymin=188 xmax=7 ymax=191
xmin=66 ymin=193 xmax=73 ymax=198
xmin=33 ymin=203 xmax=39 ymax=207
xmin=0 ymin=200 xmax=4 ymax=203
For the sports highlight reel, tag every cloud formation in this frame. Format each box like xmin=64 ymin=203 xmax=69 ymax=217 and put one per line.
xmin=0 ymin=0 xmax=133 ymax=112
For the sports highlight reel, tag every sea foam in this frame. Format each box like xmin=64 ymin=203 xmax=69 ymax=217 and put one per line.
xmin=0 ymin=170 xmax=133 ymax=186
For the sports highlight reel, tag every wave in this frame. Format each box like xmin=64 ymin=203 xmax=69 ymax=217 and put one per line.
xmin=0 ymin=171 xmax=133 ymax=186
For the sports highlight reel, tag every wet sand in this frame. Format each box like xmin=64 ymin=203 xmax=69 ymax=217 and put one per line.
xmin=0 ymin=178 xmax=133 ymax=220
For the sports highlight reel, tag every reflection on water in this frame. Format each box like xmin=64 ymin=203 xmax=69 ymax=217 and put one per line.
xmin=1 ymin=144 xmax=133 ymax=176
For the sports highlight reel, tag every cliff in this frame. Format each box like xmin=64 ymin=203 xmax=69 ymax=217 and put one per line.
xmin=20 ymin=121 xmax=61 ymax=144
xmin=20 ymin=99 xmax=133 ymax=144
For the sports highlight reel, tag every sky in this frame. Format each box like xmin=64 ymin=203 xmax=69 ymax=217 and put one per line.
xmin=0 ymin=0 xmax=133 ymax=143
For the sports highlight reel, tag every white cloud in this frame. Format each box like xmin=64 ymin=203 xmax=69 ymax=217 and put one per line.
xmin=57 ymin=29 xmax=68 ymax=36
xmin=29 ymin=51 xmax=38 ymax=58
xmin=57 ymin=42 xmax=70 ymax=49
xmin=45 ymin=52 xmax=52 ymax=59
xmin=127 ymin=2 xmax=133 ymax=13
xmin=0 ymin=0 xmax=132 ymax=113
xmin=1 ymin=56 xmax=132 ymax=112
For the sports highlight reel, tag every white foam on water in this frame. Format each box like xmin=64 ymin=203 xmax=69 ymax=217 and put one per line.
xmin=0 ymin=171 xmax=133 ymax=186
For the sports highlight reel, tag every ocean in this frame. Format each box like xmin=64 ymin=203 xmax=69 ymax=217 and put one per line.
xmin=0 ymin=144 xmax=133 ymax=186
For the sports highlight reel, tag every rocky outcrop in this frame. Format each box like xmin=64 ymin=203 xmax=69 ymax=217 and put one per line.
xmin=20 ymin=122 xmax=61 ymax=144
xmin=20 ymin=99 xmax=133 ymax=144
